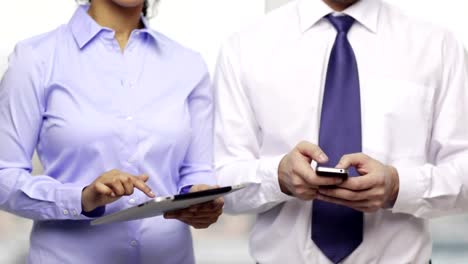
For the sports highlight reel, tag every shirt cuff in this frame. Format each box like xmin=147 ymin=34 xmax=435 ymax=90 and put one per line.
xmin=81 ymin=206 xmax=106 ymax=218
xmin=391 ymin=166 xmax=429 ymax=216
xmin=179 ymin=185 xmax=193 ymax=194
xmin=55 ymin=184 xmax=100 ymax=220
xmin=258 ymin=155 xmax=295 ymax=204
xmin=178 ymin=170 xmax=216 ymax=191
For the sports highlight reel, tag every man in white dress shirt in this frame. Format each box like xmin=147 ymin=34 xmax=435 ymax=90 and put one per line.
xmin=214 ymin=0 xmax=468 ymax=263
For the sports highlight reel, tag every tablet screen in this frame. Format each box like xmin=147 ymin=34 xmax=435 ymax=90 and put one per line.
xmin=173 ymin=186 xmax=233 ymax=201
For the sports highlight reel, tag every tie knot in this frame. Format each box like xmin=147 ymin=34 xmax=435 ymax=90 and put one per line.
xmin=326 ymin=14 xmax=355 ymax=34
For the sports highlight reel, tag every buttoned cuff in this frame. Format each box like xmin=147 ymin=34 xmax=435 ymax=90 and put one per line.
xmin=179 ymin=185 xmax=193 ymax=194
xmin=258 ymin=155 xmax=295 ymax=203
xmin=82 ymin=206 xmax=106 ymax=218
xmin=391 ymin=166 xmax=428 ymax=216
xmin=55 ymin=184 xmax=98 ymax=220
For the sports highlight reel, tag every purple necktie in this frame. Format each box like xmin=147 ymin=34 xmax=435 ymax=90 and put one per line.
xmin=311 ymin=15 xmax=363 ymax=263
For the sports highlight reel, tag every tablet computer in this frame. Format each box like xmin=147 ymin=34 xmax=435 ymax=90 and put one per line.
xmin=91 ymin=183 xmax=250 ymax=226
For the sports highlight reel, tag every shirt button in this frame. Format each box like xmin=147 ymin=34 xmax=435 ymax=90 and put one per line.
xmin=71 ymin=210 xmax=78 ymax=216
xmin=129 ymin=199 xmax=136 ymax=205
xmin=130 ymin=240 xmax=138 ymax=247
xmin=63 ymin=209 xmax=69 ymax=215
xmin=125 ymin=116 xmax=133 ymax=121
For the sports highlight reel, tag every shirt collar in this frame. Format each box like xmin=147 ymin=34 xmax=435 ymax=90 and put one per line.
xmin=140 ymin=16 xmax=159 ymax=41
xmin=69 ymin=5 xmax=158 ymax=49
xmin=297 ymin=0 xmax=382 ymax=34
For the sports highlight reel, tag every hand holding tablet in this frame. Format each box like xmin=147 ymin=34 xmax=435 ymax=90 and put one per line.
xmin=91 ymin=183 xmax=250 ymax=226
xmin=163 ymin=184 xmax=224 ymax=229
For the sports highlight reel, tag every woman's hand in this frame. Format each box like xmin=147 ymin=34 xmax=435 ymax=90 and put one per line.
xmin=81 ymin=169 xmax=155 ymax=212
xmin=163 ymin=185 xmax=224 ymax=229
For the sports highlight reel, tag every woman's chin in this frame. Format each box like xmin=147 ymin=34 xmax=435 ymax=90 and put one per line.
xmin=111 ymin=0 xmax=145 ymax=8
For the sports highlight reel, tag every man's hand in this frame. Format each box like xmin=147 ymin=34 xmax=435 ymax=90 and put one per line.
xmin=316 ymin=153 xmax=400 ymax=213
xmin=278 ymin=141 xmax=344 ymax=200
xmin=81 ymin=169 xmax=155 ymax=213
xmin=163 ymin=185 xmax=224 ymax=229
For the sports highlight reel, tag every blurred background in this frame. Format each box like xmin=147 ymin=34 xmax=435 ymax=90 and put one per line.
xmin=0 ymin=0 xmax=467 ymax=263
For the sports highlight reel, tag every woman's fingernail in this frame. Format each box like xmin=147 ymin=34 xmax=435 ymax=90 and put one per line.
xmin=110 ymin=192 xmax=116 ymax=197
xmin=319 ymin=154 xmax=328 ymax=162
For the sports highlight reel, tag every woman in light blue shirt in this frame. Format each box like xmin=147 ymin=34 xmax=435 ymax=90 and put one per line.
xmin=0 ymin=0 xmax=222 ymax=263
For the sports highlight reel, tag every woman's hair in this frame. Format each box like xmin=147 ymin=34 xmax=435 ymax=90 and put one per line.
xmin=82 ymin=0 xmax=151 ymax=17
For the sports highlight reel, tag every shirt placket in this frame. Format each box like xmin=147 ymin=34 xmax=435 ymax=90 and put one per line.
xmin=105 ymin=31 xmax=144 ymax=259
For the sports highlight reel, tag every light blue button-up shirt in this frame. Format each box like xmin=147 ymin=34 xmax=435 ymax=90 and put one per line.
xmin=0 ymin=6 xmax=214 ymax=264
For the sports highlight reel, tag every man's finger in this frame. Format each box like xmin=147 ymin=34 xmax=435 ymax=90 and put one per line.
xmin=297 ymin=194 xmax=318 ymax=201
xmin=318 ymin=187 xmax=367 ymax=201
xmin=291 ymin=159 xmax=342 ymax=186
xmin=339 ymin=175 xmax=376 ymax=191
xmin=292 ymin=160 xmax=316 ymax=186
xmin=296 ymin=141 xmax=328 ymax=163
xmin=316 ymin=194 xmax=372 ymax=208
xmin=310 ymin=173 xmax=344 ymax=187
xmin=336 ymin=153 xmax=368 ymax=169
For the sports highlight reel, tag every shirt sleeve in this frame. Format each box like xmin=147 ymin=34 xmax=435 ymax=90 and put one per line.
xmin=177 ymin=57 xmax=216 ymax=191
xmin=392 ymin=32 xmax=468 ymax=218
xmin=179 ymin=185 xmax=193 ymax=195
xmin=214 ymin=36 xmax=294 ymax=215
xmin=0 ymin=43 xmax=93 ymax=221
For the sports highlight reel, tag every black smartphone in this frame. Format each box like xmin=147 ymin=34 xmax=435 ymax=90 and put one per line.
xmin=315 ymin=166 xmax=349 ymax=181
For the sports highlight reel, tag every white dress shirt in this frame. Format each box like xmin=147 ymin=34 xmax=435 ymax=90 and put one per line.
xmin=214 ymin=0 xmax=468 ymax=263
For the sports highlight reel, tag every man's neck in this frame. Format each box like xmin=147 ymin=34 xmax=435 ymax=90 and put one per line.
xmin=322 ymin=0 xmax=358 ymax=11
xmin=88 ymin=1 xmax=143 ymax=51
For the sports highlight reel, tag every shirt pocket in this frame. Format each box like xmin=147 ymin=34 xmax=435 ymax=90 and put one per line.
xmin=362 ymin=78 xmax=434 ymax=162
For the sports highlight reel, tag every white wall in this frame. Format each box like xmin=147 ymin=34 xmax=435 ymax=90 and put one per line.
xmin=390 ymin=0 xmax=468 ymax=47
xmin=265 ymin=0 xmax=292 ymax=12
xmin=0 ymin=0 xmax=265 ymax=75
xmin=0 ymin=1 xmax=76 ymax=74
xmin=152 ymin=0 xmax=264 ymax=72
